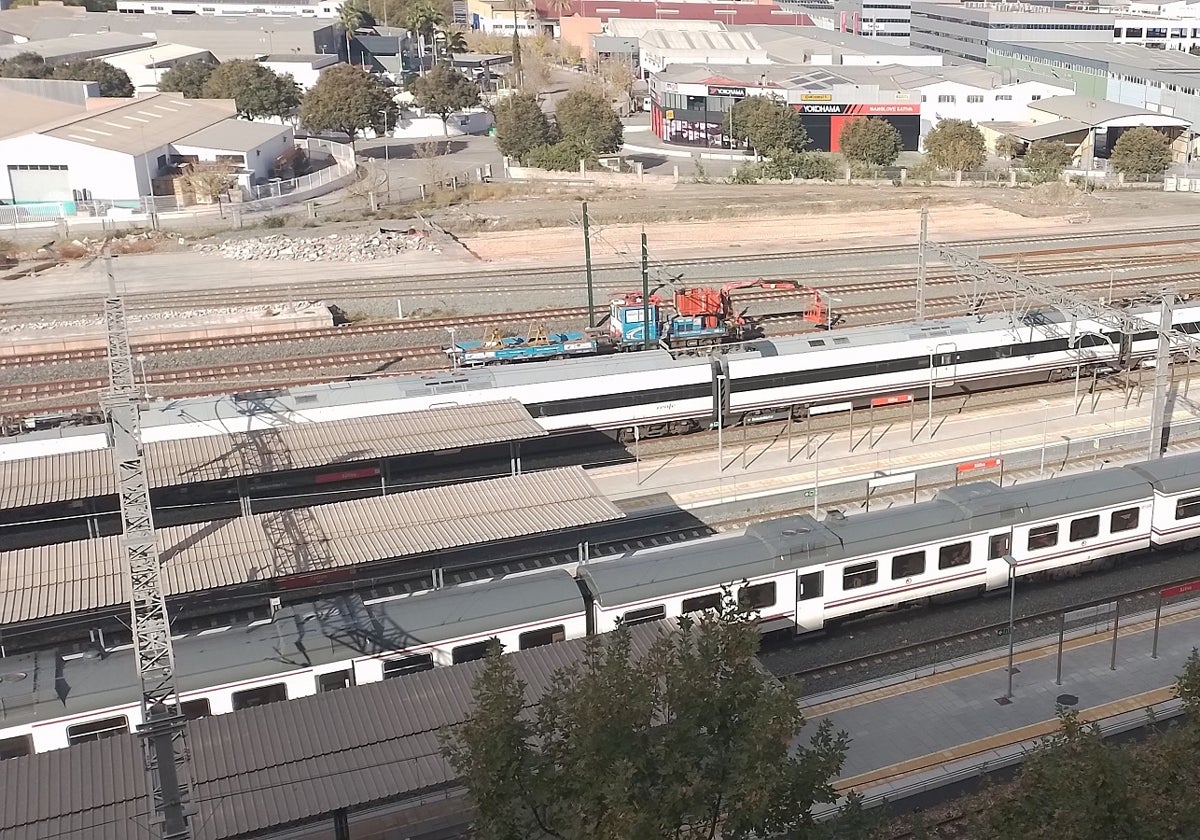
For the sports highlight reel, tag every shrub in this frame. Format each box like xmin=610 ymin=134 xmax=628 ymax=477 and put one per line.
xmin=261 ymin=214 xmax=289 ymax=229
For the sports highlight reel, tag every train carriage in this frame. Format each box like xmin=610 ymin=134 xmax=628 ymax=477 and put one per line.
xmin=1127 ymin=451 xmax=1200 ymax=549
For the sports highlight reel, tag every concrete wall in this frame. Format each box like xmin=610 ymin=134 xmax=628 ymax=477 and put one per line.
xmin=261 ymin=58 xmax=336 ymax=89
xmin=174 ymin=129 xmax=295 ymax=180
xmin=560 ymin=15 xmax=604 ymax=61
xmin=0 ymin=133 xmax=142 ymax=202
xmin=392 ymin=109 xmax=493 ymax=138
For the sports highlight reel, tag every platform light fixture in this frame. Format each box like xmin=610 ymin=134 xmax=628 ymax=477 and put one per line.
xmin=1002 ymin=554 xmax=1018 ymax=702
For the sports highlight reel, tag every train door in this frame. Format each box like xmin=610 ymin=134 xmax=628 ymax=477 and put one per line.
xmin=933 ymin=342 xmax=957 ymax=387
xmin=984 ymin=530 xmax=1013 ymax=591
xmin=795 ymin=570 xmax=825 ymax=632
xmin=711 ymin=356 xmax=729 ymax=429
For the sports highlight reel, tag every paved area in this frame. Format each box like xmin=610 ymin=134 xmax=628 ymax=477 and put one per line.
xmin=805 ymin=595 xmax=1200 ymax=802
xmin=593 ymin=381 xmax=1198 ymax=517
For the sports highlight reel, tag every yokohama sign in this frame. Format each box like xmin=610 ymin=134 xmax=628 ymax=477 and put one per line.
xmin=796 ymin=102 xmax=920 ymax=115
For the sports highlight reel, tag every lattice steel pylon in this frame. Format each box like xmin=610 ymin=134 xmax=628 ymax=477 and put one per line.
xmin=100 ymin=258 xmax=193 ymax=839
xmin=925 ymin=242 xmax=1192 ymax=460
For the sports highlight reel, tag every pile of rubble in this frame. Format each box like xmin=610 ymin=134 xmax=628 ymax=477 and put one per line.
xmin=195 ymin=231 xmax=439 ymax=262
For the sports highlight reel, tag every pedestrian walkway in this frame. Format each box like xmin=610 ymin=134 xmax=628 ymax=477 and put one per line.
xmin=591 ymin=380 xmax=1200 ymax=518
xmin=804 ymin=595 xmax=1200 ymax=812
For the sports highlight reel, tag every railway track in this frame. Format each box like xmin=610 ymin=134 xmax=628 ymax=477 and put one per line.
xmin=5 ymin=253 xmax=1198 ymax=373
xmin=2 ymin=225 xmax=1199 ymax=318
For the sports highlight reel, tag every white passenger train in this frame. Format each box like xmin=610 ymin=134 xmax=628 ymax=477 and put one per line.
xmin=5 ymin=304 xmax=1199 ymax=460
xmin=6 ymin=449 xmax=1200 ymax=760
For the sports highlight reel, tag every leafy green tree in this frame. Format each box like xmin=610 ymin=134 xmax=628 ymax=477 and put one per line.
xmin=1025 ymin=139 xmax=1073 ymax=183
xmin=338 ymin=1 xmax=365 ymax=62
xmin=838 ymin=116 xmax=902 ymax=168
xmin=763 ymin=148 xmax=838 ymax=181
xmin=156 ymin=60 xmax=216 ymax=98
xmin=922 ymin=118 xmax=986 ymax=173
xmin=51 ymin=59 xmax=133 ymax=97
xmin=412 ymin=64 xmax=480 ymax=134
xmin=554 ymin=88 xmax=622 ymax=156
xmin=1109 ymin=125 xmax=1173 ymax=176
xmin=994 ymin=133 xmax=1023 ymax=161
xmin=444 ymin=592 xmax=848 ymax=839
xmin=202 ymin=59 xmax=299 ymax=119
xmin=405 ymin=0 xmax=446 ymax=70
xmin=0 ymin=52 xmax=51 ymax=80
xmin=493 ymin=92 xmax=554 ymax=162
xmin=525 ymin=138 xmax=586 ymax=170
xmin=730 ymin=96 xmax=808 ymax=155
xmin=300 ymin=63 xmax=398 ymax=141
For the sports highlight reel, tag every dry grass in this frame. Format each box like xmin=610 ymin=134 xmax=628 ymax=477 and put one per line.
xmin=111 ymin=239 xmax=158 ymax=255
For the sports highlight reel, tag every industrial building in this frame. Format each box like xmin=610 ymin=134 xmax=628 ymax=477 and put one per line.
xmin=909 ymin=0 xmax=1115 ymax=63
xmin=0 ymin=30 xmax=153 ymax=61
xmin=99 ymin=43 xmax=217 ymax=91
xmin=647 ymin=61 xmax=1070 ymax=151
xmin=0 ymin=91 xmax=293 ymax=207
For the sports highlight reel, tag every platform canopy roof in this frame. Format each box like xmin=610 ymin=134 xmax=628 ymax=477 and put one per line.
xmin=0 ymin=400 xmax=545 ymax=509
xmin=0 ymin=467 xmax=621 ymax=627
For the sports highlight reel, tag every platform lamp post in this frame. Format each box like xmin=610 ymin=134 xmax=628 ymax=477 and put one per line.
xmin=641 ymin=231 xmax=652 ymax=350
xmin=582 ymin=201 xmax=595 ymax=328
xmin=1003 ymin=554 xmax=1018 ymax=701
xmin=1038 ymin=398 xmax=1050 ymax=477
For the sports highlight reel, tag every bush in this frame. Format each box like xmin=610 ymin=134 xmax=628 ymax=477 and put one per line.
xmin=261 ymin=214 xmax=288 ymax=229
xmin=0 ymin=237 xmax=16 ymax=258
xmin=763 ymin=149 xmax=838 ymax=181
xmin=525 ymin=139 xmax=588 ymax=171
xmin=727 ymin=162 xmax=764 ymax=184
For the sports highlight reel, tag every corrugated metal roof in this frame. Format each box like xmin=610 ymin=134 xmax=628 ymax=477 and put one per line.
xmin=0 ymin=622 xmax=670 ymax=840
xmin=0 ymin=467 xmax=620 ymax=626
xmin=0 ymin=400 xmax=546 ymax=509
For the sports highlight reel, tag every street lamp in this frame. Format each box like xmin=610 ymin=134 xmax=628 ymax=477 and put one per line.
xmin=444 ymin=327 xmax=458 ymax=370
xmin=1003 ymin=554 xmax=1018 ymax=701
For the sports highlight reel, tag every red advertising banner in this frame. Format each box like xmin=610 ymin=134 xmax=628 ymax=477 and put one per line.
xmin=871 ymin=394 xmax=913 ymax=407
xmin=957 ymin=457 xmax=1003 ymax=474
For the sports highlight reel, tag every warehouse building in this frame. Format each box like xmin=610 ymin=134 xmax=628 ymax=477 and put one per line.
xmin=0 ymin=31 xmax=153 ymax=61
xmin=99 ymin=43 xmax=217 ymax=91
xmin=0 ymin=91 xmax=293 ymax=208
xmin=909 ymin=0 xmax=1114 ymax=63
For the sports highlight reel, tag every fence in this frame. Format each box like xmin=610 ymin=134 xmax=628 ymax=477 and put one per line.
xmin=742 ymin=163 xmax=1166 ymax=189
xmin=0 ymin=139 xmax=358 ymax=231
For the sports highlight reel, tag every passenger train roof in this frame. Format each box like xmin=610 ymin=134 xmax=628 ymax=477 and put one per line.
xmin=1125 ymin=452 xmax=1200 ymax=495
xmin=938 ymin=471 xmax=1149 ymax=523
xmin=0 ymin=569 xmax=584 ymax=730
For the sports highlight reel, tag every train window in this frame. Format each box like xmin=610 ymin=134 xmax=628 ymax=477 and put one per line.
xmin=0 ymin=735 xmax=31 ymax=760
xmin=799 ymin=572 xmax=823 ymax=601
xmin=231 ymin=683 xmax=287 ymax=710
xmin=67 ymin=715 xmax=129 ymax=745
xmin=938 ymin=542 xmax=972 ymax=570
xmin=1177 ymin=495 xmax=1200 ymax=520
xmin=318 ymin=670 xmax=355 ymax=691
xmin=892 ymin=551 xmax=925 ymax=579
xmin=1027 ymin=524 xmax=1059 ymax=551
xmin=519 ymin=625 xmax=566 ymax=650
xmin=383 ymin=654 xmax=434 ymax=678
xmin=166 ymin=698 xmax=211 ymax=721
xmin=622 ymin=605 xmax=667 ymax=626
xmin=989 ymin=533 xmax=1011 ymax=560
xmin=738 ymin=582 xmax=777 ymax=610
xmin=1111 ymin=508 xmax=1140 ymax=533
xmin=1070 ymin=515 xmax=1100 ymax=542
xmin=682 ymin=593 xmax=721 ymax=614
xmin=843 ymin=562 xmax=878 ymax=590
xmin=452 ymin=641 xmax=494 ymax=664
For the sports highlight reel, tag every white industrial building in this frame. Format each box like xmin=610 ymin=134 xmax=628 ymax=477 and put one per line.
xmin=100 ymin=43 xmax=217 ymax=91
xmin=0 ymin=91 xmax=293 ymax=205
xmin=260 ymin=53 xmax=339 ymax=89
xmin=114 ymin=0 xmax=341 ymax=15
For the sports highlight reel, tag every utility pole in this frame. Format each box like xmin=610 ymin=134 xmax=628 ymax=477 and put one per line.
xmin=101 ymin=256 xmax=193 ymax=840
xmin=641 ymin=231 xmax=652 ymax=351
xmin=916 ymin=207 xmax=928 ymax=322
xmin=582 ymin=201 xmax=596 ymax=328
xmin=1148 ymin=293 xmax=1174 ymax=460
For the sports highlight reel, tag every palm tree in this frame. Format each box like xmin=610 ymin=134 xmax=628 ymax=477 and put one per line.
xmin=438 ymin=27 xmax=468 ymax=63
xmin=545 ymin=0 xmax=572 ymax=18
xmin=405 ymin=1 xmax=445 ymax=73
xmin=338 ymin=1 xmax=365 ymax=64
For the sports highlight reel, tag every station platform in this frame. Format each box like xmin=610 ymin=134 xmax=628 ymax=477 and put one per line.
xmin=803 ymin=593 xmax=1200 ymax=812
xmin=592 ymin=378 xmax=1200 ymax=519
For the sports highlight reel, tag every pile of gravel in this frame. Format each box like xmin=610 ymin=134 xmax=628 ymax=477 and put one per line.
xmin=194 ymin=231 xmax=440 ymax=262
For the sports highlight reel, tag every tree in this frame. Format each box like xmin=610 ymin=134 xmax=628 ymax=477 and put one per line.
xmin=338 ymin=1 xmax=365 ymax=62
xmin=1110 ymin=125 xmax=1173 ymax=176
xmin=922 ymin=118 xmax=986 ymax=174
xmin=493 ymin=92 xmax=554 ymax=162
xmin=0 ymin=52 xmax=51 ymax=80
xmin=412 ymin=64 xmax=480 ymax=134
xmin=525 ymin=138 xmax=587 ymax=171
xmin=405 ymin=0 xmax=446 ymax=71
xmin=300 ymin=63 xmax=398 ymax=141
xmin=156 ymin=60 xmax=216 ymax=98
xmin=438 ymin=27 xmax=468 ymax=63
xmin=52 ymin=59 xmax=133 ymax=97
xmin=838 ymin=116 xmax=902 ymax=168
xmin=730 ymin=96 xmax=808 ymax=154
xmin=994 ymin=133 xmax=1022 ymax=162
xmin=444 ymin=593 xmax=848 ymax=839
xmin=763 ymin=148 xmax=838 ymax=181
xmin=554 ymin=88 xmax=622 ymax=156
xmin=202 ymin=59 xmax=300 ymax=119
xmin=1025 ymin=139 xmax=1073 ymax=183
xmin=545 ymin=0 xmax=573 ymax=16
